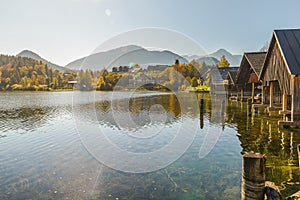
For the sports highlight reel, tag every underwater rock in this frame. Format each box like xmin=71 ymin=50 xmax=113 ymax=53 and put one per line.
xmin=265 ymin=181 xmax=282 ymax=200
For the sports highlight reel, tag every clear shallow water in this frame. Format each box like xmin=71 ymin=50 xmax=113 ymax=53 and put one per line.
xmin=0 ymin=91 xmax=299 ymax=199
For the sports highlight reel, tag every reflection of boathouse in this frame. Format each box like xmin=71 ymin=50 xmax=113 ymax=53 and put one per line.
xmin=259 ymin=29 xmax=300 ymax=126
xmin=211 ymin=67 xmax=239 ymax=95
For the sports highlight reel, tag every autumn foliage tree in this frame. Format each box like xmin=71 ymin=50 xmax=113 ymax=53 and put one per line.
xmin=0 ymin=55 xmax=76 ymax=91
xmin=218 ymin=55 xmax=230 ymax=68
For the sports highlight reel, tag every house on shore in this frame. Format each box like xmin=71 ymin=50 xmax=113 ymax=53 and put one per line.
xmin=259 ymin=29 xmax=300 ymax=126
xmin=235 ymin=52 xmax=266 ymax=101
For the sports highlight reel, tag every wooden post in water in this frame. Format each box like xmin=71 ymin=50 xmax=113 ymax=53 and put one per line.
xmin=200 ymin=99 xmax=204 ymax=129
xmin=251 ymin=82 xmax=255 ymax=103
xmin=247 ymin=98 xmax=252 ymax=116
xmin=242 ymin=153 xmax=266 ymax=200
xmin=241 ymin=89 xmax=244 ymax=101
xmin=270 ymin=82 xmax=274 ymax=108
xmin=298 ymin=144 xmax=300 ymax=168
xmin=282 ymin=94 xmax=288 ymax=112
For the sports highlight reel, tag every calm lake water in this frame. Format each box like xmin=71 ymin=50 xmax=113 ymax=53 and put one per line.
xmin=0 ymin=91 xmax=299 ymax=199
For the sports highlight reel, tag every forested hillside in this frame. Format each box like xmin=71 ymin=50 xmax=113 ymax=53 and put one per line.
xmin=0 ymin=55 xmax=77 ymax=90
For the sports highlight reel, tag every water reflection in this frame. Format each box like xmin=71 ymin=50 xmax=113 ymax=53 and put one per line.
xmin=223 ymin=100 xmax=300 ymax=197
xmin=0 ymin=107 xmax=69 ymax=134
xmin=0 ymin=92 xmax=299 ymax=199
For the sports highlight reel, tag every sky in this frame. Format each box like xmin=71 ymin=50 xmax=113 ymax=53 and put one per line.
xmin=0 ymin=0 xmax=300 ymax=66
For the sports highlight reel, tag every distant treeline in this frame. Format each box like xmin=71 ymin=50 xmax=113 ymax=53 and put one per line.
xmin=0 ymin=55 xmax=74 ymax=90
xmin=97 ymin=60 xmax=212 ymax=91
xmin=0 ymin=55 xmax=213 ymax=91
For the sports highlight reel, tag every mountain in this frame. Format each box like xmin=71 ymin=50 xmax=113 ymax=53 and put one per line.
xmin=182 ymin=55 xmax=201 ymax=62
xmin=65 ymin=45 xmax=188 ymax=70
xmin=196 ymin=56 xmax=219 ymax=66
xmin=209 ymin=49 xmax=242 ymax=66
xmin=17 ymin=50 xmax=67 ymax=72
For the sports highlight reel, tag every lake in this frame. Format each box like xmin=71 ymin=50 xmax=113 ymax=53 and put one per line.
xmin=0 ymin=91 xmax=299 ymax=199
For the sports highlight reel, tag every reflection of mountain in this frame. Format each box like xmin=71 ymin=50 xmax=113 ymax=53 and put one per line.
xmin=66 ymin=45 xmax=188 ymax=70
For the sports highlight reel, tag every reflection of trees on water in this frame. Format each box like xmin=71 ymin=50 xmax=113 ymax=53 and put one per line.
xmin=11 ymin=92 xmax=295 ymax=197
xmin=0 ymin=106 xmax=70 ymax=135
xmin=94 ymin=93 xmax=202 ymax=130
xmin=222 ymin=100 xmax=300 ymax=196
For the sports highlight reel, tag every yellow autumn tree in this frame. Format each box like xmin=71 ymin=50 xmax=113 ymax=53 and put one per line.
xmin=218 ymin=55 xmax=230 ymax=68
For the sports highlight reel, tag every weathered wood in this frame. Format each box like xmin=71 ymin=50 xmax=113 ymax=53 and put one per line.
xmin=282 ymin=94 xmax=288 ymax=111
xmin=247 ymin=98 xmax=252 ymax=116
xmin=261 ymin=40 xmax=291 ymax=95
xmin=251 ymin=82 xmax=255 ymax=103
xmin=279 ymin=110 xmax=291 ymax=115
xmin=242 ymin=153 xmax=266 ymax=200
xmin=242 ymin=89 xmax=244 ymax=100
xmin=278 ymin=121 xmax=300 ymax=127
xmin=270 ymin=81 xmax=274 ymax=107
xmin=298 ymin=144 xmax=300 ymax=168
xmin=292 ymin=76 xmax=300 ymax=122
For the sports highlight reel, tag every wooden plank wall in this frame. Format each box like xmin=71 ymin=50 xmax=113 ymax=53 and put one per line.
xmin=292 ymin=76 xmax=300 ymax=121
xmin=262 ymin=42 xmax=291 ymax=95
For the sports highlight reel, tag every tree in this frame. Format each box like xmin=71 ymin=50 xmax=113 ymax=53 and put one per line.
xmin=218 ymin=55 xmax=230 ymax=68
xmin=191 ymin=77 xmax=198 ymax=87
xmin=52 ymin=77 xmax=58 ymax=89
xmin=21 ymin=76 xmax=30 ymax=88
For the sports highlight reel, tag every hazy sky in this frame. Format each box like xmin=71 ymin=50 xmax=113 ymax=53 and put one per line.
xmin=1 ymin=0 xmax=299 ymax=66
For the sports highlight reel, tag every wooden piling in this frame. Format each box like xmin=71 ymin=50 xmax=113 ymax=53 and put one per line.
xmin=242 ymin=153 xmax=266 ymax=200
xmin=247 ymin=98 xmax=252 ymax=116
xmin=298 ymin=144 xmax=300 ymax=168
xmin=200 ymin=99 xmax=204 ymax=129
xmin=282 ymin=94 xmax=288 ymax=112
xmin=251 ymin=82 xmax=255 ymax=103
xmin=270 ymin=82 xmax=274 ymax=108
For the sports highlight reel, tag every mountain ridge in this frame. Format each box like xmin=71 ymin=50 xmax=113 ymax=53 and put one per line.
xmin=17 ymin=50 xmax=68 ymax=72
xmin=209 ymin=48 xmax=242 ymax=66
xmin=65 ymin=45 xmax=188 ymax=70
xmin=15 ymin=46 xmax=243 ymax=72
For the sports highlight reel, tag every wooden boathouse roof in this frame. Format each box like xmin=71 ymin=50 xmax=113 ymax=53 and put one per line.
xmin=245 ymin=52 xmax=266 ymax=76
xmin=236 ymin=52 xmax=266 ymax=85
xmin=260 ymin=29 xmax=300 ymax=78
xmin=227 ymin=70 xmax=239 ymax=85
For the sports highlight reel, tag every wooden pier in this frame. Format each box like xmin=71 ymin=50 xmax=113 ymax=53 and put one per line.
xmin=259 ymin=29 xmax=300 ymax=128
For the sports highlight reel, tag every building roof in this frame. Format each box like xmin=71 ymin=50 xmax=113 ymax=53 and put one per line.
xmin=275 ymin=29 xmax=300 ymax=75
xmin=236 ymin=52 xmax=266 ymax=85
xmin=260 ymin=29 xmax=300 ymax=78
xmin=245 ymin=52 xmax=266 ymax=76
xmin=227 ymin=70 xmax=238 ymax=85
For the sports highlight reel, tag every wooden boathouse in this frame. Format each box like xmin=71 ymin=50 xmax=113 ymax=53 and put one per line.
xmin=259 ymin=29 xmax=300 ymax=126
xmin=235 ymin=52 xmax=266 ymax=102
xmin=226 ymin=70 xmax=239 ymax=97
